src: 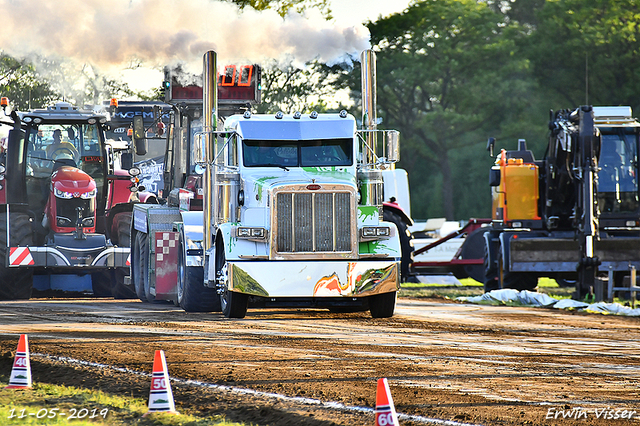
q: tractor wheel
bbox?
[112,212,136,299]
[483,242,499,293]
[460,227,489,283]
[177,232,220,312]
[369,291,397,318]
[132,231,150,302]
[383,210,414,283]
[0,212,34,300]
[217,243,248,318]
[498,249,537,291]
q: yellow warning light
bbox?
[0,97,8,107]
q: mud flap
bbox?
[155,231,179,299]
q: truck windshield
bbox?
[597,128,639,214]
[243,138,352,168]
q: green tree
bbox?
[0,54,57,110]
[229,0,330,18]
[521,0,640,111]
[365,0,535,220]
[257,60,346,114]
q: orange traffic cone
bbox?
[6,334,32,389]
[375,378,399,426]
[144,350,179,416]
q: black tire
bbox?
[115,212,132,247]
[383,210,414,283]
[498,249,537,291]
[460,227,489,283]
[0,212,34,300]
[217,242,248,318]
[112,212,136,299]
[177,232,221,312]
[483,240,499,292]
[132,231,150,302]
[91,270,113,297]
[369,291,396,318]
[556,278,576,288]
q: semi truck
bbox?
[483,106,640,299]
[130,50,403,318]
[0,101,143,299]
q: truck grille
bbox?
[276,191,352,253]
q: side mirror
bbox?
[489,167,501,186]
[121,152,133,170]
[132,116,147,156]
[193,133,206,165]
[486,137,495,157]
[386,130,400,162]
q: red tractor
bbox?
[0,101,140,299]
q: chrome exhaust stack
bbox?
[203,50,218,251]
[360,49,377,165]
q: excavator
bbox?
[484,106,640,299]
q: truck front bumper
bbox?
[226,259,399,298]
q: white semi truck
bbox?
[130,50,403,318]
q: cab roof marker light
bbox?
[293,111,301,119]
[310,111,318,119]
[275,111,284,119]
[243,110,252,119]
[339,110,348,118]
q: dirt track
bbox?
[1,296,639,425]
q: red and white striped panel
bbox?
[9,247,35,266]
[126,254,131,266]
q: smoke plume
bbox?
[0,0,370,71]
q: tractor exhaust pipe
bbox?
[203,50,218,251]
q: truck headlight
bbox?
[54,187,73,199]
[360,226,391,241]
[236,227,268,240]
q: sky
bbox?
[0,0,412,94]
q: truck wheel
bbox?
[177,233,221,312]
[112,212,136,299]
[483,243,499,292]
[133,232,150,302]
[217,243,248,318]
[383,210,414,283]
[91,271,113,297]
[460,227,489,283]
[498,249,537,291]
[0,212,34,300]
[369,291,396,318]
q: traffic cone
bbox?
[6,334,32,389]
[375,378,399,426]
[144,350,179,416]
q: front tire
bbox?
[0,212,34,300]
[369,291,396,318]
[177,232,220,312]
[112,212,136,299]
[216,241,248,318]
[132,231,150,302]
